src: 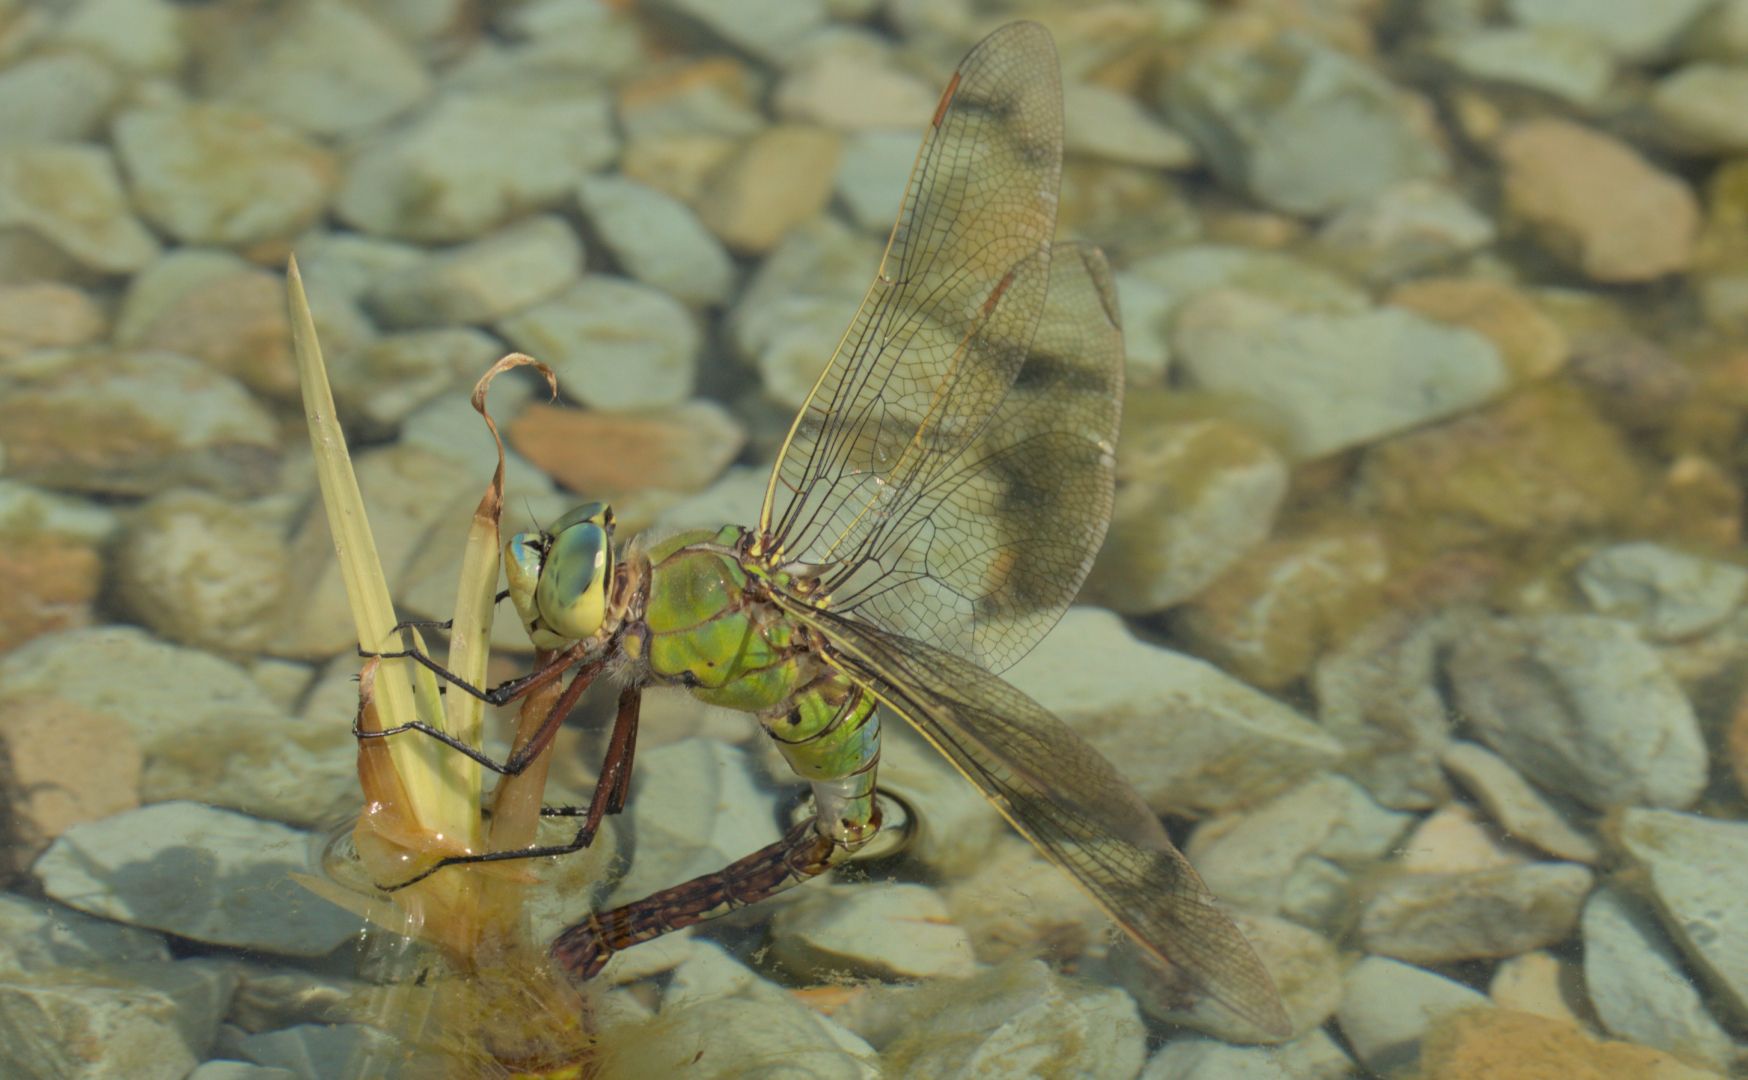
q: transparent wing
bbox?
[776,597,1291,1039]
[758,22,1123,672]
[816,244,1123,672]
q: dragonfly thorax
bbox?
[506,501,616,651]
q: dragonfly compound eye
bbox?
[534,516,613,642]
[503,529,555,647]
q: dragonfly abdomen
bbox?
[768,676,881,846]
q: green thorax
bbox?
[641,526,807,713]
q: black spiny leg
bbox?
[379,592,509,636]
[352,650,605,780]
[381,684,644,891]
[359,597,575,711]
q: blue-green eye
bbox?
[536,521,609,641]
[503,503,617,648]
[504,529,553,647]
[550,501,611,535]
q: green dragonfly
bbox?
[368,20,1287,1039]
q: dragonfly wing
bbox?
[820,243,1123,672]
[758,24,1061,643]
[759,21,1123,672]
[776,597,1291,1039]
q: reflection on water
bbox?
[1,0,1747,1077]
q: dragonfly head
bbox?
[505,501,615,650]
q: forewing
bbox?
[759,22,1064,619]
[777,597,1291,1039]
[817,244,1123,672]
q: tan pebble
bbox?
[696,126,842,255]
[0,697,142,873]
[1497,118,1698,283]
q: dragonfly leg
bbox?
[358,630,585,707]
[549,811,873,981]
[379,682,642,891]
[354,651,604,781]
[383,590,513,635]
[550,679,883,978]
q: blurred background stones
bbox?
[0,0,1746,1075]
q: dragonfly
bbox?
[366,20,1288,1039]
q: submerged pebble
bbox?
[327,327,502,433]
[1430,25,1616,108]
[113,103,338,249]
[618,993,880,1078]
[0,626,350,826]
[1507,0,1715,61]
[1003,608,1344,815]
[0,967,207,1080]
[0,689,142,874]
[1063,82,1198,170]
[1186,772,1411,924]
[1355,383,1648,551]
[729,217,881,405]
[695,124,843,254]
[1439,741,1600,863]
[112,491,290,654]
[0,281,105,358]
[576,174,737,306]
[0,143,160,274]
[1496,117,1698,283]
[199,0,431,138]
[1314,611,1465,810]
[509,399,742,498]
[216,1023,398,1080]
[1141,1031,1353,1080]
[1617,808,1748,1025]
[771,882,976,981]
[1419,1009,1728,1080]
[1582,886,1744,1071]
[1336,956,1492,1074]
[33,801,357,956]
[942,837,1107,966]
[499,276,699,410]
[1447,614,1708,810]
[648,0,828,67]
[1386,276,1569,383]
[1489,951,1587,1028]
[1653,64,1748,155]
[833,130,917,232]
[1083,409,1287,615]
[835,960,1147,1080]
[336,89,617,242]
[0,51,120,145]
[0,349,279,498]
[773,41,938,131]
[1396,802,1527,874]
[1173,293,1506,461]
[117,257,302,403]
[0,507,104,655]
[0,892,168,974]
[1357,861,1593,963]
[1169,526,1391,689]
[1162,33,1446,216]
[366,214,583,329]
[1574,541,1748,641]
[1315,180,1497,284]
[1119,912,1342,1043]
